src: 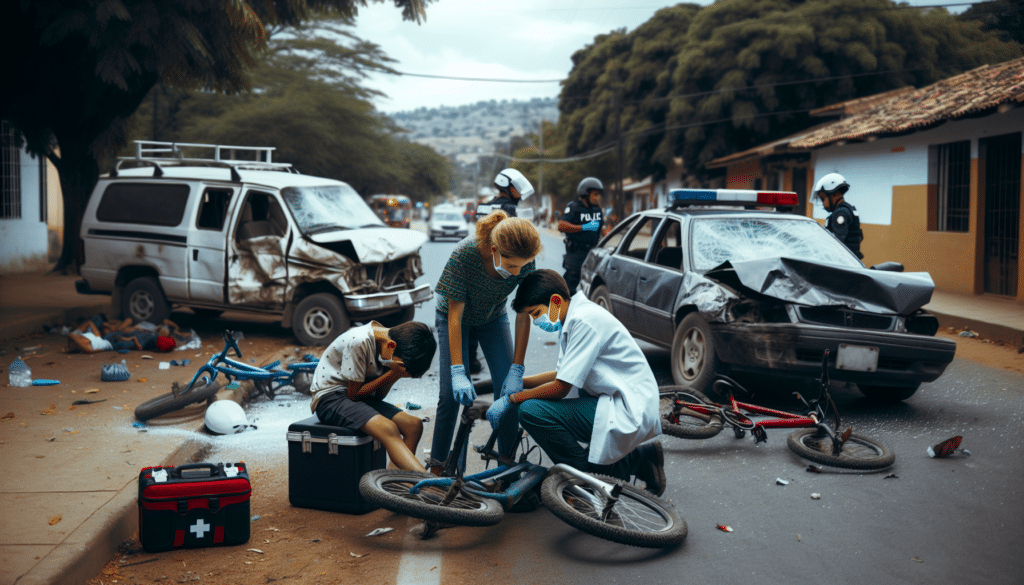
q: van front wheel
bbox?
[293,293,349,346]
[121,277,170,324]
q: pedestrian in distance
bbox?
[490,269,666,495]
[309,321,437,472]
[430,208,543,475]
[559,177,605,295]
[814,172,864,259]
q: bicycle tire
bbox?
[358,470,504,527]
[659,386,724,440]
[786,429,895,470]
[134,381,222,421]
[541,472,687,548]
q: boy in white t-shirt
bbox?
[488,269,665,495]
[310,321,436,472]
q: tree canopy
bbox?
[557,0,1023,187]
[0,0,431,271]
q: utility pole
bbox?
[613,88,625,224]
[538,121,544,202]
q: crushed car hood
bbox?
[704,257,935,315]
[309,228,427,263]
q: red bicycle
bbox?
[659,351,895,470]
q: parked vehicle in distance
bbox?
[369,194,413,229]
[76,141,432,346]
[580,188,956,402]
[428,206,470,241]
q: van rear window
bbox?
[97,183,190,226]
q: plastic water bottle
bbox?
[8,357,32,387]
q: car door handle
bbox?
[193,249,199,261]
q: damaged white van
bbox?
[76,141,432,345]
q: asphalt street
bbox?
[401,229,1024,584]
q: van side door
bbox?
[188,186,236,303]
[226,189,291,309]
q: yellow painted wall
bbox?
[725,160,759,189]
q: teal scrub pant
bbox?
[518,396,645,481]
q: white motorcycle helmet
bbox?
[494,168,535,201]
[204,400,253,435]
[814,173,850,197]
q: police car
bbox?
[579,189,956,401]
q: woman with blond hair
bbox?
[429,208,543,474]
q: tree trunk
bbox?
[51,141,99,275]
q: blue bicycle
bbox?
[134,331,319,420]
[359,394,688,548]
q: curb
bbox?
[930,311,1024,348]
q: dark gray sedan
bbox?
[580,189,956,401]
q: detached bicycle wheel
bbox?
[787,429,895,470]
[541,472,687,548]
[134,381,222,421]
[659,386,724,440]
[359,470,504,527]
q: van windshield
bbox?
[282,185,385,235]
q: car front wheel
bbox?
[670,312,721,394]
[121,276,170,324]
[293,293,350,346]
[590,285,614,318]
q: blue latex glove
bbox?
[487,396,512,431]
[581,220,600,232]
[500,364,525,399]
[450,364,476,406]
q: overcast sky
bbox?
[354,0,974,114]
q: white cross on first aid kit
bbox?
[190,518,211,539]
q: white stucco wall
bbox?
[810,107,1024,225]
[0,144,50,272]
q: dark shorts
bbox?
[314,389,402,430]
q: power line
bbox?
[489,146,616,163]
[395,71,563,83]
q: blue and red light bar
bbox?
[670,189,799,208]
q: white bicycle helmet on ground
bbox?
[494,168,535,200]
[205,400,254,435]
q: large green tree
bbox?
[558,0,1022,203]
[1,0,429,272]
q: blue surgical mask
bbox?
[533,313,562,333]
[493,251,513,279]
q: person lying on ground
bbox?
[487,269,666,495]
[310,321,437,472]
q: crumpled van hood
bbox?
[309,228,427,263]
[704,257,935,315]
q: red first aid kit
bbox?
[138,462,251,553]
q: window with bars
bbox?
[1,120,21,220]
[931,140,971,232]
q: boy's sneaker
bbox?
[634,441,666,496]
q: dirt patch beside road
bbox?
[936,329,1024,375]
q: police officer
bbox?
[814,172,864,259]
[485,168,534,218]
[559,177,604,295]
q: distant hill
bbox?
[389,97,559,165]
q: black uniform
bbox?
[561,198,603,295]
[486,195,519,217]
[826,200,864,259]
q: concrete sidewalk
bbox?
[0,270,1022,585]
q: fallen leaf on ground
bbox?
[84,389,100,394]
[350,552,368,558]
[48,515,62,525]
[137,378,148,383]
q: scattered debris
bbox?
[928,436,963,458]
[350,552,368,558]
[159,362,171,370]
[247,548,264,554]
[32,379,60,386]
[716,524,733,532]
[811,493,821,500]
[406,402,422,410]
[138,377,148,383]
[141,355,154,360]
[72,398,107,405]
[776,478,789,486]
[806,465,821,473]
[365,527,393,537]
[883,473,899,479]
[958,330,977,338]
[251,515,261,521]
[912,557,924,563]
[84,389,100,394]
[1,413,14,421]
[797,534,801,541]
[48,515,62,525]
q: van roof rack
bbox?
[112,140,297,180]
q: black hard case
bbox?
[287,415,386,514]
[137,462,251,553]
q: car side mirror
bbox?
[870,261,904,272]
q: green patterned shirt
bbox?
[435,237,536,326]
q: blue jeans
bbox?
[431,310,519,473]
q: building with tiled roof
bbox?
[707,58,1024,302]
